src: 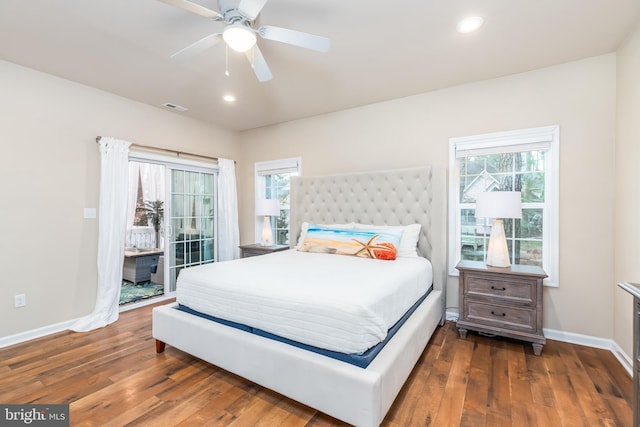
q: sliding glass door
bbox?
[166,168,217,292]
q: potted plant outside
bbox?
[139,200,164,249]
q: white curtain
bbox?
[217,158,240,261]
[139,162,165,248]
[71,137,131,332]
[125,162,140,246]
[139,162,165,203]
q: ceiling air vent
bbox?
[162,102,188,112]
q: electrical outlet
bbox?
[14,294,26,308]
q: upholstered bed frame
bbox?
[153,166,447,426]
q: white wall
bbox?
[614,24,640,358]
[0,60,239,337]
[0,47,627,352]
[238,54,617,339]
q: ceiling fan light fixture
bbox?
[456,16,484,34]
[223,24,257,52]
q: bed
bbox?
[152,166,447,427]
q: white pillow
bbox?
[353,223,421,258]
[295,222,354,250]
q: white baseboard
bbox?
[610,341,634,376]
[445,310,459,322]
[0,295,176,349]
[0,318,80,349]
[543,328,633,376]
[542,327,612,349]
[2,308,635,377]
[445,311,633,376]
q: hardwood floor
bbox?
[0,301,632,426]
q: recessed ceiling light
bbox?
[457,16,484,34]
[223,95,236,103]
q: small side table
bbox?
[122,248,164,285]
[456,260,547,355]
[239,243,289,258]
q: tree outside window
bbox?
[449,126,559,286]
[264,173,295,245]
[255,158,301,246]
[458,151,545,267]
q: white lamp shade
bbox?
[256,198,280,217]
[475,191,522,219]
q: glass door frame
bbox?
[128,150,218,298]
[165,166,218,293]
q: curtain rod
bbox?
[95,136,221,163]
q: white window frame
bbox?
[254,157,302,245]
[448,125,559,287]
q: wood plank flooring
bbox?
[0,300,632,426]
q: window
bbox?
[449,126,559,286]
[255,158,301,245]
[132,168,147,226]
[126,161,166,249]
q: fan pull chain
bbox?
[225,45,230,77]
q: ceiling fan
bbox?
[158,0,330,82]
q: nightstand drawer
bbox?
[465,301,536,332]
[465,274,535,305]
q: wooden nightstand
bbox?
[239,243,289,258]
[456,260,547,355]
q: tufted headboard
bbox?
[289,166,447,294]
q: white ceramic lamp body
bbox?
[260,216,273,246]
[485,219,510,267]
[256,199,280,247]
[475,191,522,268]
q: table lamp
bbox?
[256,198,280,246]
[475,191,522,267]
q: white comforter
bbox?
[176,250,433,354]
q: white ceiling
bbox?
[1,0,638,131]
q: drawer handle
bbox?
[491,311,506,317]
[490,285,506,291]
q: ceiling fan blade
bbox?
[171,33,223,61]
[245,45,272,82]
[258,25,330,52]
[156,0,223,20]
[238,0,269,21]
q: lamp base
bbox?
[260,215,273,246]
[486,219,511,268]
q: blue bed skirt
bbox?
[177,285,432,369]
